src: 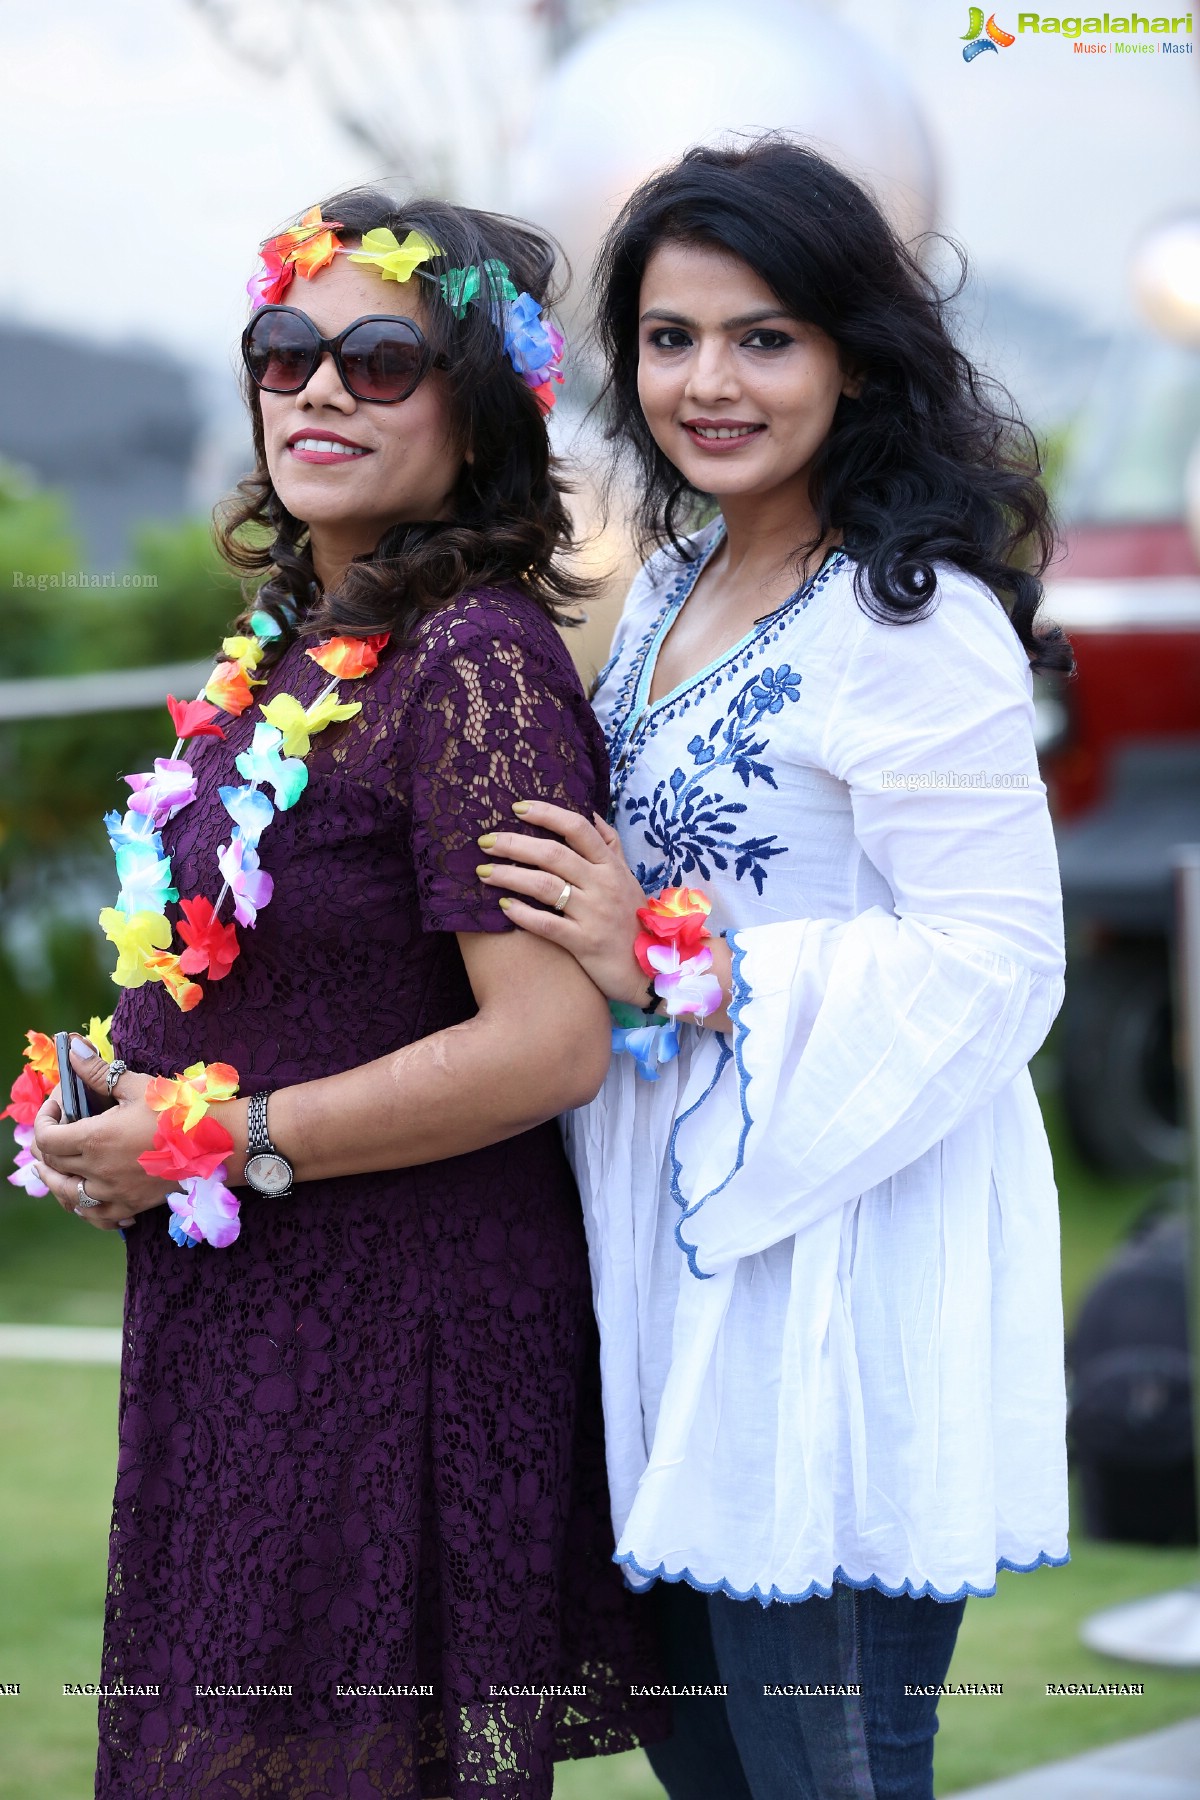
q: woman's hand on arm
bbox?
[476,800,736,1030]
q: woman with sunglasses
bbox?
[475,139,1073,1799]
[29,192,665,1799]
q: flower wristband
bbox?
[613,886,723,1081]
[138,1060,243,1249]
[634,886,724,1021]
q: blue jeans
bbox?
[643,1579,967,1800]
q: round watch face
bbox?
[244,1151,293,1197]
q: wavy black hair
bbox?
[593,138,1072,674]
[217,188,588,660]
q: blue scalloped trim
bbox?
[669,931,755,1279]
[615,1547,1071,1608]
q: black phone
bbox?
[54,1031,92,1123]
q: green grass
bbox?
[0,1365,118,1800]
[0,1190,125,1327]
[0,1085,1197,1796]
[936,1531,1200,1792]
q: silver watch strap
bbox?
[247,1089,272,1156]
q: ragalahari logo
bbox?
[962,8,1017,56]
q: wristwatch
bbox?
[243,1090,295,1198]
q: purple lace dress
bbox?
[97,588,666,1799]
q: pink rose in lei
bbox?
[644,941,723,1020]
[167,1170,241,1249]
[217,833,274,928]
[124,758,198,828]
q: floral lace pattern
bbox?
[96,590,666,1798]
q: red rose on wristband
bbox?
[2,1064,52,1127]
[634,886,712,974]
[138,1114,235,1182]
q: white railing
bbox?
[0,662,212,723]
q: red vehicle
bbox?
[1040,512,1200,1174]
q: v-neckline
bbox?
[634,528,841,726]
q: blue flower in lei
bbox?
[503,292,560,384]
[113,838,179,915]
[624,664,802,896]
[218,783,275,846]
[104,809,164,859]
[609,1009,681,1081]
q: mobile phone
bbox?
[54,1031,92,1124]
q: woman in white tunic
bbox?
[477,138,1073,1799]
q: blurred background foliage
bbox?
[0,463,244,1071]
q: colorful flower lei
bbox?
[93,618,388,1007]
[246,209,566,414]
[3,1028,107,1195]
[142,1061,242,1248]
[610,887,725,1080]
[2,1032,241,1245]
[5,618,391,1245]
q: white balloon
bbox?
[513,0,937,319]
[1132,215,1200,347]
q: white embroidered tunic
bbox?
[564,522,1070,1604]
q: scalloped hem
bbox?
[614,1547,1071,1607]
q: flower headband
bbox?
[247,207,565,413]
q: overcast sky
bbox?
[1,0,1197,380]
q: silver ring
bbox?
[552,882,573,915]
[75,1179,101,1211]
[105,1059,128,1099]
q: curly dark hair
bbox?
[593,138,1072,674]
[216,188,590,661]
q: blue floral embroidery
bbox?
[624,664,802,895]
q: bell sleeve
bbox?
[671,570,1066,1279]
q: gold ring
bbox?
[553,882,573,914]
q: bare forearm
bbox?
[211,1008,603,1186]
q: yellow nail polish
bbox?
[476,863,494,878]
[512,801,530,816]
[498,896,513,910]
[478,833,496,849]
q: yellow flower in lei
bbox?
[87,1015,115,1063]
[221,635,265,672]
[145,1060,240,1132]
[98,909,173,988]
[22,1031,59,1083]
[346,228,442,285]
[205,660,261,717]
[260,691,363,758]
[144,952,203,1013]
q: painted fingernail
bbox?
[476,863,494,878]
[477,834,496,850]
[511,801,530,816]
[498,897,513,911]
[71,1040,97,1062]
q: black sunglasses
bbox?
[242,305,449,404]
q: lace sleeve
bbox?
[405,603,608,933]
